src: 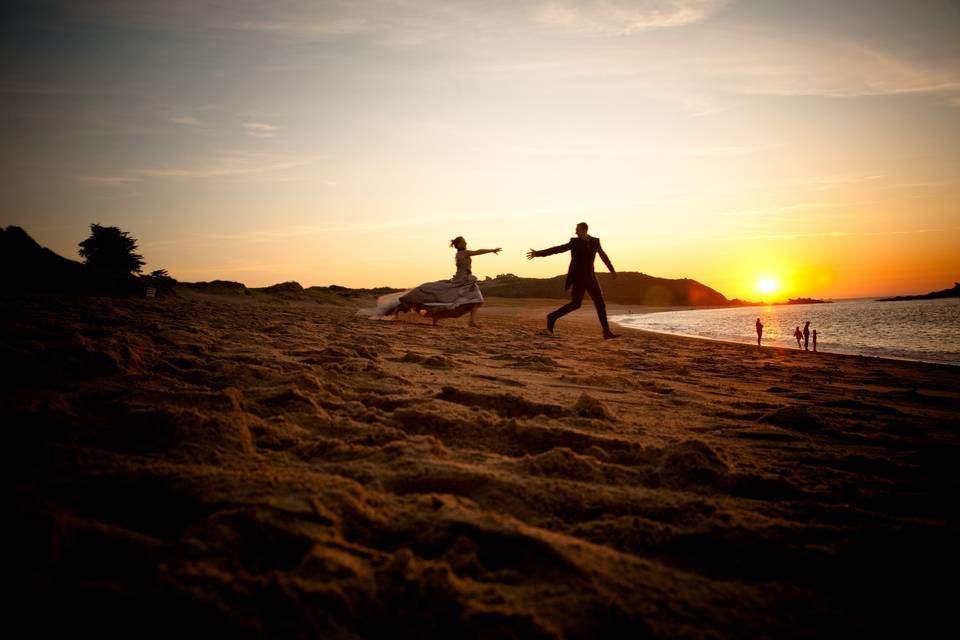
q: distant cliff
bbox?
[478,272,730,306]
[877,282,960,302]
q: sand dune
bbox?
[8,291,959,637]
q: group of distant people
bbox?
[755,318,818,352]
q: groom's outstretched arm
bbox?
[527,241,571,259]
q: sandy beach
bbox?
[8,291,960,638]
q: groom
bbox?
[527,222,620,339]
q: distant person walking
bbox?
[527,222,619,339]
[794,326,803,349]
[755,317,764,346]
[812,329,818,352]
[803,321,811,351]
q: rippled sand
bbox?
[8,291,960,638]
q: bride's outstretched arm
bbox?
[465,248,501,256]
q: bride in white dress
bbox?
[368,236,501,326]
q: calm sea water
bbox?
[611,298,960,365]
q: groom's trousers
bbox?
[547,275,611,334]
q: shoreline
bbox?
[611,319,960,368]
[608,300,960,367]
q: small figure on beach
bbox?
[812,329,818,352]
[368,237,500,326]
[803,321,811,351]
[527,222,619,339]
[755,317,763,346]
[794,326,803,348]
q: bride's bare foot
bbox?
[469,322,481,328]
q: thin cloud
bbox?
[242,120,282,138]
[76,175,142,185]
[78,153,319,183]
[532,0,730,34]
[170,115,202,126]
[47,1,730,43]
[714,200,873,217]
[507,143,774,158]
[185,201,604,245]
[715,35,960,104]
[136,159,304,178]
[879,179,958,190]
[736,228,939,241]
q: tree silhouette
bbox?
[78,224,145,275]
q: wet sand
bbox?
[7,291,960,638]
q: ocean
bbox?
[611,297,960,366]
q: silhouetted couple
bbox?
[528,222,620,340]
[371,221,620,339]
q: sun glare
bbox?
[756,276,780,296]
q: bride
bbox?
[369,236,501,326]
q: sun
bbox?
[756,276,780,296]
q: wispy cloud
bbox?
[77,152,319,183]
[531,0,730,34]
[170,115,202,126]
[242,120,282,138]
[736,228,939,241]
[0,81,127,97]
[878,179,958,190]
[137,155,307,178]
[714,35,960,104]
[714,200,875,217]
[715,202,828,218]
[744,173,886,194]
[505,143,775,158]
[76,175,142,185]
[48,1,730,43]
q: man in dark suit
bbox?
[527,222,620,339]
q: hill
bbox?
[479,272,730,306]
[0,225,140,296]
[175,280,404,305]
[3,226,731,306]
[878,282,959,302]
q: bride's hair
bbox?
[449,236,466,249]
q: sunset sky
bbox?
[2,0,958,299]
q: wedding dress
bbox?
[365,250,483,319]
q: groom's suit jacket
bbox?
[535,236,615,291]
